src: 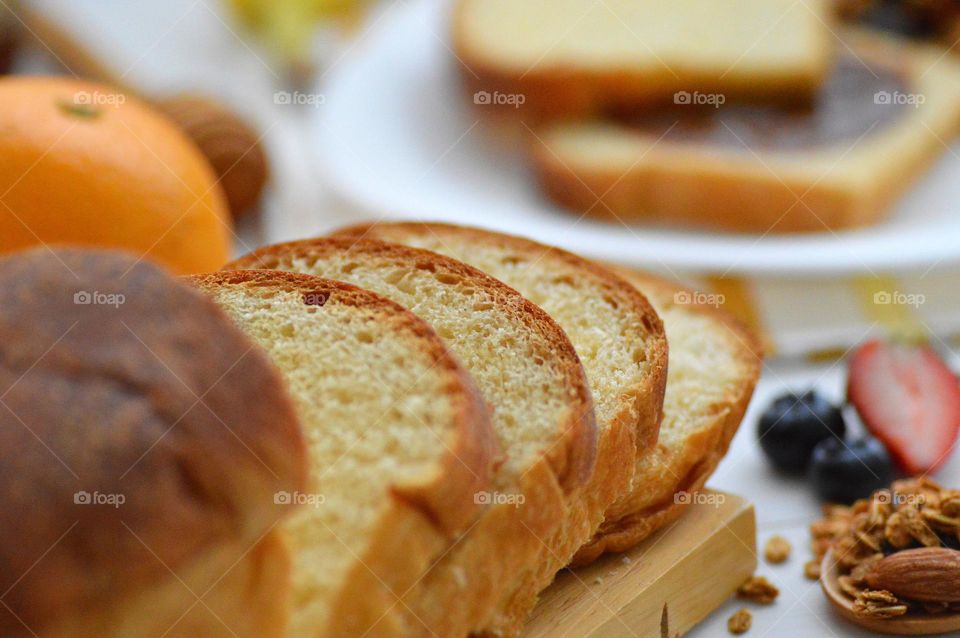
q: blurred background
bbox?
[1,2,959,634]
[3,0,957,361]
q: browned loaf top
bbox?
[0,248,306,637]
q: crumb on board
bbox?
[764,535,791,564]
[728,608,752,634]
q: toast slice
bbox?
[455,0,833,121]
[572,270,762,564]
[189,270,497,637]
[332,222,668,636]
[226,239,597,637]
[532,30,960,233]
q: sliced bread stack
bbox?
[574,267,763,563]
[206,225,760,636]
[336,221,761,622]
[189,270,497,637]
[225,239,598,637]
[332,222,668,636]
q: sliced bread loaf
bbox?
[226,239,597,637]
[0,248,307,638]
[531,30,960,232]
[189,270,497,637]
[573,270,762,564]
[332,222,668,636]
[455,0,833,121]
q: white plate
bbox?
[313,0,960,276]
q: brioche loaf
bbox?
[190,270,496,637]
[0,248,307,638]
[573,270,762,564]
[455,0,833,122]
[332,222,668,636]
[227,238,597,637]
[532,30,960,233]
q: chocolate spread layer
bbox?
[614,57,911,151]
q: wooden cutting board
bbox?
[524,492,756,637]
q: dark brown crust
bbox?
[332,222,669,637]
[571,270,763,565]
[228,237,597,495]
[188,269,497,536]
[451,0,828,125]
[0,248,306,637]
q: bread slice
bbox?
[189,270,497,638]
[226,239,597,637]
[455,0,833,122]
[332,222,668,636]
[532,29,960,233]
[572,270,762,565]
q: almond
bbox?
[865,547,960,603]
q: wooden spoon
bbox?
[821,549,960,635]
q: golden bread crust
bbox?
[190,269,497,536]
[191,269,499,637]
[332,222,668,637]
[229,238,597,494]
[572,270,762,565]
[227,238,597,637]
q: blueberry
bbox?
[810,437,894,504]
[757,390,846,474]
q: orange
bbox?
[0,76,232,275]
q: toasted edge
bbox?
[332,222,670,636]
[571,269,762,565]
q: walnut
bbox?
[803,559,822,580]
[156,96,269,219]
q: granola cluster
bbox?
[736,576,779,605]
[763,535,791,564]
[727,608,752,635]
[809,477,960,618]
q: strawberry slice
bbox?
[848,339,960,475]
